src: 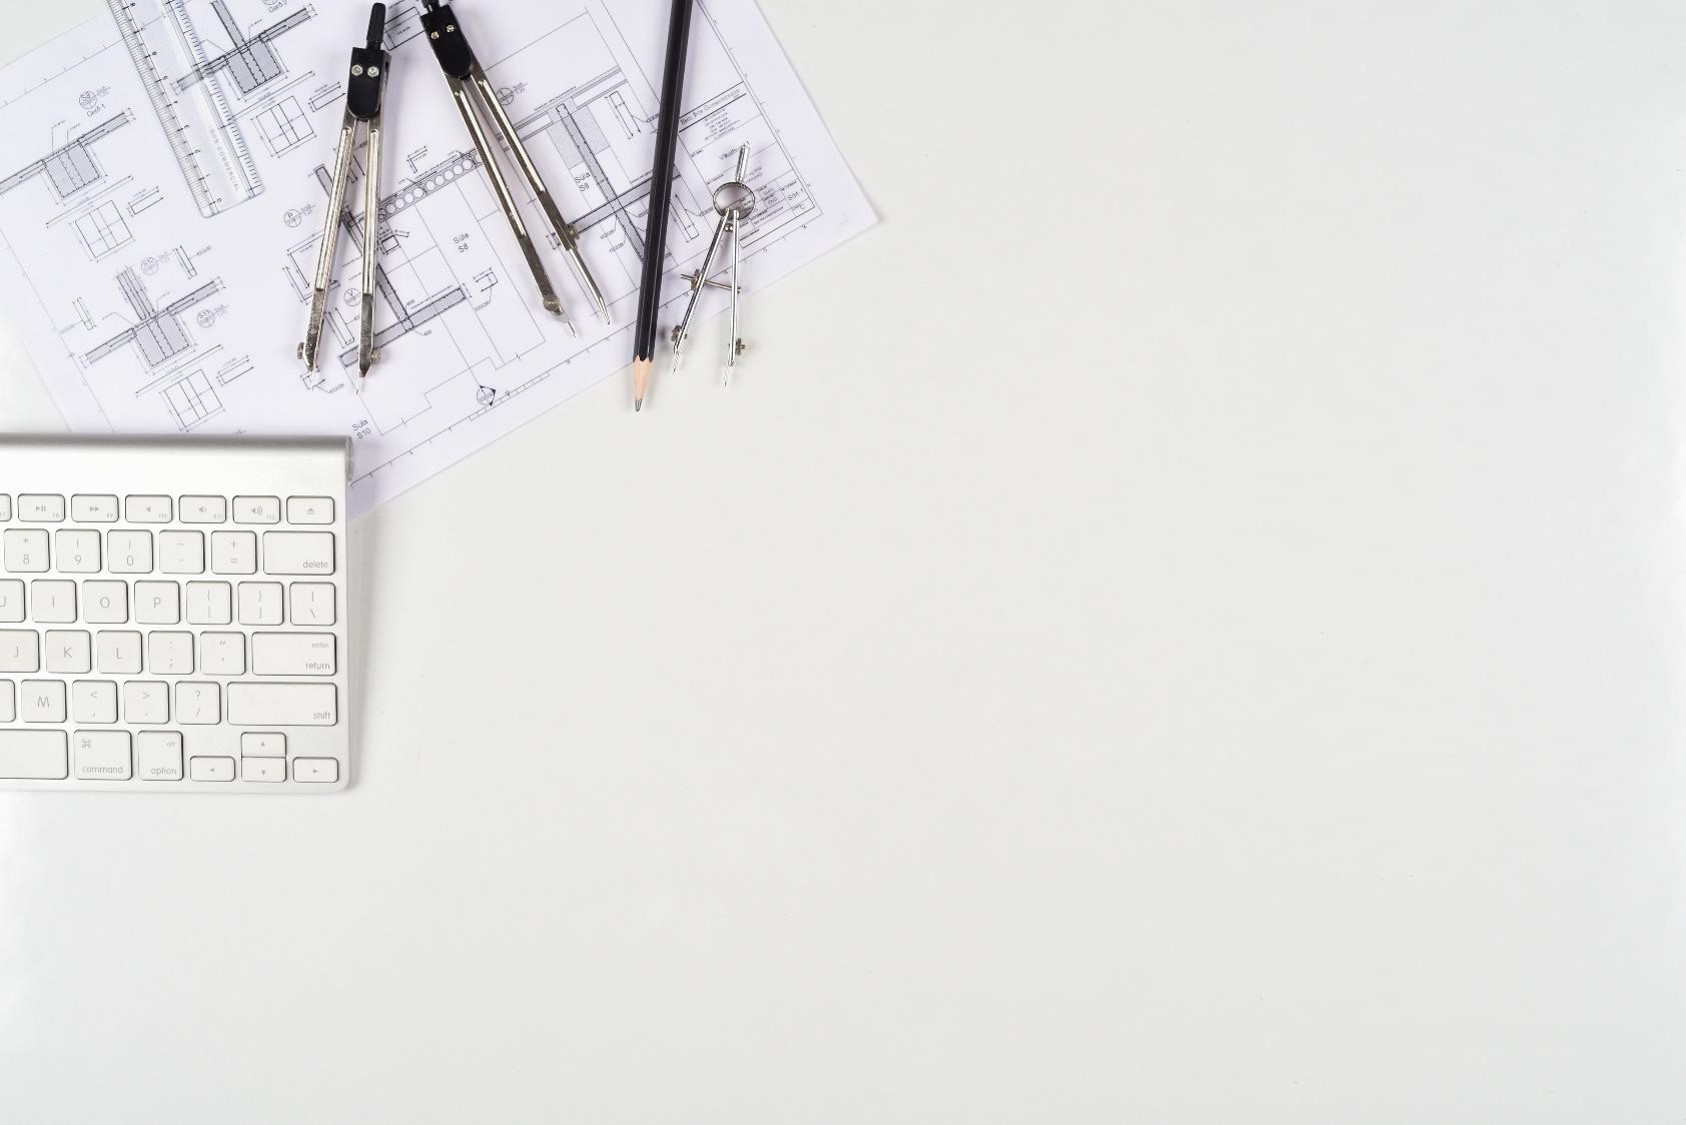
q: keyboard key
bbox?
[180,496,227,524]
[0,496,9,522]
[55,529,100,573]
[238,582,283,625]
[123,681,168,724]
[135,581,181,625]
[136,732,183,781]
[45,630,91,674]
[227,683,337,726]
[31,580,75,623]
[18,495,65,523]
[4,529,48,572]
[83,580,128,624]
[0,580,22,623]
[287,497,335,525]
[70,495,119,523]
[241,732,285,757]
[189,756,234,782]
[234,496,282,524]
[148,632,193,675]
[159,531,205,575]
[212,531,257,575]
[199,632,246,676]
[0,731,67,779]
[262,532,334,575]
[0,682,12,722]
[244,757,286,782]
[186,582,232,625]
[73,731,131,780]
[175,682,220,725]
[97,631,142,675]
[252,632,335,676]
[0,631,40,672]
[290,582,336,626]
[108,530,153,574]
[293,757,340,783]
[125,496,171,523]
[72,681,117,724]
[20,680,65,723]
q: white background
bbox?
[3,0,1685,1120]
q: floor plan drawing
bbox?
[107,0,318,215]
[0,113,134,201]
[73,202,136,260]
[159,369,224,429]
[84,267,224,368]
[255,96,315,157]
[176,1,313,96]
[0,0,875,512]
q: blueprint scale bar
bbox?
[108,0,264,217]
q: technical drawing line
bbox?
[0,114,133,199]
[177,4,314,95]
[108,0,262,217]
[84,269,222,367]
[338,287,467,370]
[310,157,472,371]
[377,149,484,223]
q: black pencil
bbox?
[631,0,695,412]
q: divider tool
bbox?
[421,0,609,333]
[299,4,390,380]
[670,145,757,384]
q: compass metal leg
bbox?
[299,111,358,374]
[468,64,610,325]
[359,111,384,377]
[445,75,572,333]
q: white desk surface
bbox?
[4,1,1685,1120]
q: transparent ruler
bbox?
[108,0,264,217]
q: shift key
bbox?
[263,532,335,575]
[227,683,337,726]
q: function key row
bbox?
[0,495,334,526]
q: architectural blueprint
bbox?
[0,0,874,513]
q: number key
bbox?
[55,529,100,574]
[4,529,48,572]
[108,530,153,574]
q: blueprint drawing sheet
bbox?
[0,0,875,514]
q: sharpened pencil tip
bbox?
[635,398,643,412]
[632,357,652,413]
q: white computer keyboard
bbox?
[0,436,351,793]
